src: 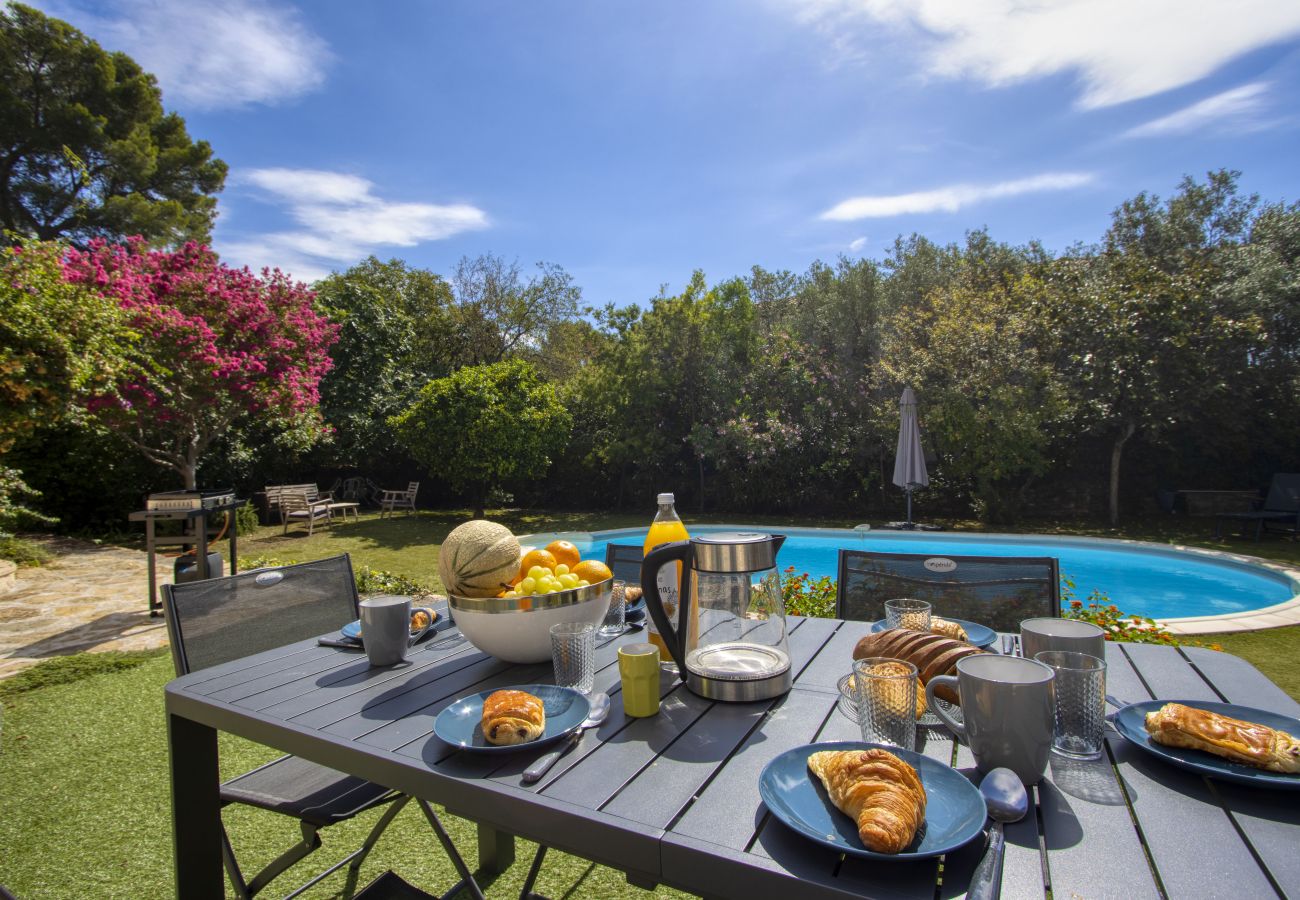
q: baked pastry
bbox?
[929,617,968,642]
[481,690,546,746]
[852,629,988,704]
[807,748,927,853]
[1144,702,1300,773]
[857,659,927,718]
[623,585,643,604]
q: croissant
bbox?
[807,748,927,853]
[1144,702,1300,773]
[929,617,968,642]
[481,690,545,746]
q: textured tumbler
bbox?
[853,657,918,750]
[1036,650,1106,759]
[884,598,931,632]
[550,622,596,694]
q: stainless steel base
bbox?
[684,665,792,702]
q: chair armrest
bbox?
[319,491,334,502]
[379,490,401,501]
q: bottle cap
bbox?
[657,492,675,505]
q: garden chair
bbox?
[161,555,483,900]
[836,549,1061,633]
[604,543,645,585]
[279,487,332,535]
[380,481,419,518]
[1214,473,1300,541]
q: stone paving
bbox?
[0,536,171,680]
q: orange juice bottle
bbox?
[644,492,690,666]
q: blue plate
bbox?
[1113,699,1300,790]
[759,741,986,859]
[870,617,997,649]
[433,685,591,754]
[340,610,437,641]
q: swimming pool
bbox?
[523,526,1299,621]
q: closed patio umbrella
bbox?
[892,387,929,528]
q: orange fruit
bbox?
[572,560,612,584]
[518,548,557,578]
[545,540,581,569]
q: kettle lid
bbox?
[691,531,781,573]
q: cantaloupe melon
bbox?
[440,520,521,598]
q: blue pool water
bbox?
[538,526,1298,621]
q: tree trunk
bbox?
[473,486,486,520]
[698,456,706,514]
[1108,421,1137,526]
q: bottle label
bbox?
[649,566,679,638]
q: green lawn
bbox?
[2,508,1298,897]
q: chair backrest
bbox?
[604,543,645,586]
[280,488,322,515]
[266,483,321,507]
[162,555,360,676]
[836,550,1060,632]
[406,482,420,498]
[1263,474,1300,513]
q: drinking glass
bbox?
[599,580,627,637]
[853,657,918,751]
[550,623,596,694]
[884,598,931,632]
[1035,650,1106,759]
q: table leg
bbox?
[169,712,223,899]
[476,822,516,874]
[146,518,160,616]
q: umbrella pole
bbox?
[906,486,913,528]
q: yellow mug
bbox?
[618,642,661,717]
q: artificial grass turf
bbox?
[0,652,689,899]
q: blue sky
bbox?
[31,0,1300,306]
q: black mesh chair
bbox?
[162,555,483,900]
[835,550,1061,632]
[604,543,644,585]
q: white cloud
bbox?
[33,0,330,110]
[1122,82,1272,139]
[848,237,868,252]
[821,172,1093,221]
[791,0,1300,108]
[219,168,490,283]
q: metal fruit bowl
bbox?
[448,577,613,664]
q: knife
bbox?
[522,692,611,784]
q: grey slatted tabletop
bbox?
[165,614,1300,899]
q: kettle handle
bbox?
[640,540,693,676]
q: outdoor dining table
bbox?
[165,609,1300,899]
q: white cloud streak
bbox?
[1122,82,1272,139]
[848,236,868,252]
[33,0,330,110]
[791,0,1300,108]
[219,168,490,283]
[820,172,1094,221]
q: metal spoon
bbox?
[522,692,611,784]
[968,767,1029,900]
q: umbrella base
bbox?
[879,521,944,531]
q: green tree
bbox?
[313,257,459,469]
[1057,172,1261,524]
[882,266,1074,522]
[0,238,136,450]
[449,254,582,366]
[0,4,227,245]
[390,359,572,518]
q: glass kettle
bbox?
[640,532,791,702]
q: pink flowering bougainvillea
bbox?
[62,238,339,489]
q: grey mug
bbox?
[359,596,435,667]
[926,654,1056,785]
[1020,618,1106,660]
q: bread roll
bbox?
[852,629,988,703]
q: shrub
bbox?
[236,555,431,597]
[1060,574,1221,651]
[782,566,837,618]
